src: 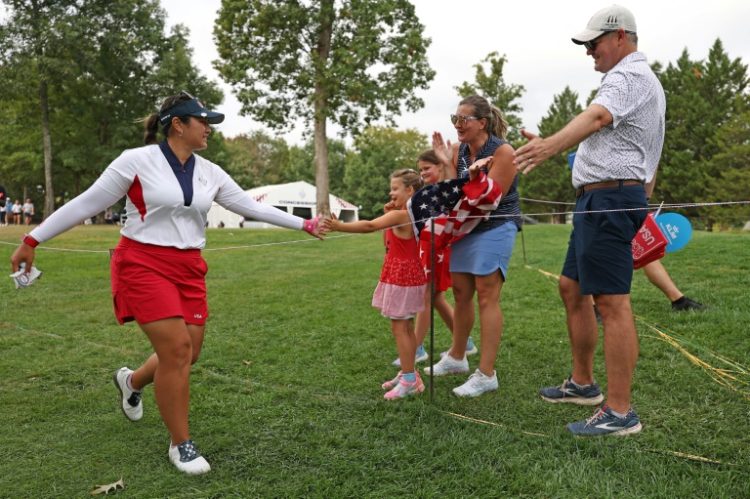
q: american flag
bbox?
[407,171,503,259]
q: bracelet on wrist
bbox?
[22,234,39,248]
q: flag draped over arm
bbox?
[407,171,503,273]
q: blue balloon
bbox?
[655,212,692,253]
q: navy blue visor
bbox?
[159,98,224,126]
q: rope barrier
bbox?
[0,199,747,254]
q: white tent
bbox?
[207,181,359,229]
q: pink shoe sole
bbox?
[383,378,425,400]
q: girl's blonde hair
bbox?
[390,168,424,191]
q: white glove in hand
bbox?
[10,262,42,289]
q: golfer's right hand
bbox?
[11,242,35,273]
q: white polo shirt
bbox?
[29,144,304,249]
[572,51,666,188]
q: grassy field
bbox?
[0,223,748,498]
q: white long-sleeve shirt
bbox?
[29,144,304,249]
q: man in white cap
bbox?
[514,5,666,436]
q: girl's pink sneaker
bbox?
[384,374,425,400]
[381,372,402,391]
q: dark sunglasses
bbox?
[583,30,617,51]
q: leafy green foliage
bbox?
[656,39,749,228]
[213,0,435,213]
[280,139,349,196]
[455,51,525,145]
[214,0,434,133]
[223,131,292,189]
[0,0,224,216]
[344,126,428,219]
[706,108,750,227]
[520,86,583,221]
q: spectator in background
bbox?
[23,198,35,225]
[0,196,6,227]
[12,199,22,225]
[4,199,12,226]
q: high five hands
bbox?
[513,129,551,175]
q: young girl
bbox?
[323,169,427,400]
[391,150,477,368]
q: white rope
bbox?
[1,199,747,254]
[0,233,354,254]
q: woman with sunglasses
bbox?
[10,91,324,474]
[426,95,521,397]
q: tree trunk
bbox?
[312,0,334,217]
[39,78,55,219]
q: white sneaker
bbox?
[168,440,211,475]
[452,369,498,397]
[391,345,429,367]
[439,337,478,358]
[423,354,469,376]
[113,367,142,421]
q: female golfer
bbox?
[11,91,324,474]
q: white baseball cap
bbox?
[572,4,637,44]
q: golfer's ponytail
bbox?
[143,113,160,145]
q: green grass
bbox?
[1,224,748,498]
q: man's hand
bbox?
[513,129,553,175]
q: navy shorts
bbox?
[561,184,647,295]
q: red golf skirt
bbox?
[110,237,209,326]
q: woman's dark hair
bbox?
[417,149,440,166]
[459,94,508,139]
[143,93,193,145]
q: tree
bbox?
[706,107,750,228]
[0,1,224,216]
[1,0,81,217]
[519,86,583,222]
[223,131,291,189]
[214,0,435,215]
[455,51,525,145]
[279,139,348,196]
[656,39,749,229]
[343,127,427,219]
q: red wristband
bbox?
[22,235,39,248]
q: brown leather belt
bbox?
[575,179,643,197]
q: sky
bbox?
[150,1,750,144]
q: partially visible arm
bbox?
[431,132,459,179]
[214,173,303,231]
[514,103,613,175]
[330,209,409,233]
[12,171,128,272]
[488,144,516,198]
[645,168,658,199]
[28,172,129,244]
